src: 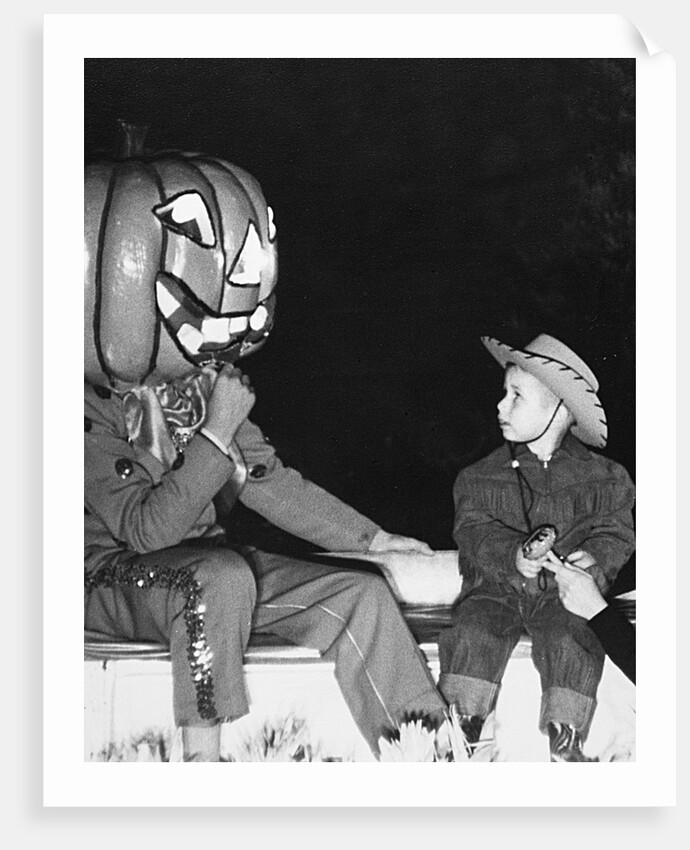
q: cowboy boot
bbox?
[458,714,485,747]
[547,721,598,763]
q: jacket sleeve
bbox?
[452,468,524,583]
[233,419,380,552]
[85,418,238,554]
[568,464,635,595]
[587,606,636,683]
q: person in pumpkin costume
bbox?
[84,134,446,761]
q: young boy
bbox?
[437,334,635,761]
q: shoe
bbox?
[547,721,598,762]
[458,714,485,747]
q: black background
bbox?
[85,58,635,554]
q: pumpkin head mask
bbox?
[84,137,278,388]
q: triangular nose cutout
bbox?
[227,223,263,286]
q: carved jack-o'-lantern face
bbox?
[84,149,278,387]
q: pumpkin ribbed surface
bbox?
[85,152,277,387]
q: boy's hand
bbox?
[368,529,434,556]
[515,547,547,578]
[543,552,607,619]
[204,365,256,449]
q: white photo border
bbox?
[44,13,675,807]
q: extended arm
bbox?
[234,419,382,552]
[588,606,636,684]
[544,554,635,683]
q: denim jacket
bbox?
[452,434,635,598]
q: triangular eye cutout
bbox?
[267,206,277,242]
[153,192,216,248]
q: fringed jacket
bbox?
[452,434,635,599]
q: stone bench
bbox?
[84,551,635,762]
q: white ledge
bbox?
[323,549,463,607]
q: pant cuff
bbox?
[539,687,596,737]
[437,673,499,718]
[394,686,448,720]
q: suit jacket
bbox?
[84,381,379,573]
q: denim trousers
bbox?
[437,584,605,736]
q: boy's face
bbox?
[497,365,562,443]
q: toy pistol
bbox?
[521,524,567,562]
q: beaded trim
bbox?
[85,561,217,720]
[171,428,194,453]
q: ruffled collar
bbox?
[122,367,217,470]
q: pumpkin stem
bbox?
[117,119,149,158]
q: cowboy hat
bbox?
[481,334,607,448]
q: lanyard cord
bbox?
[525,399,563,448]
[508,399,563,531]
[512,453,548,591]
[509,440,534,534]
[509,400,563,591]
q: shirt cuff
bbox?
[199,427,229,456]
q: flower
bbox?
[378,719,436,762]
[223,715,327,762]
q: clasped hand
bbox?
[516,545,596,579]
[515,546,547,578]
[204,365,256,450]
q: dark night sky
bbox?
[84,58,635,552]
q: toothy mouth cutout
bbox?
[156,272,270,361]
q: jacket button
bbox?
[249,463,267,480]
[115,458,134,479]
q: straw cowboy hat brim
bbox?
[481,334,608,448]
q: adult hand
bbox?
[368,529,434,556]
[204,365,256,449]
[564,549,596,570]
[543,551,607,620]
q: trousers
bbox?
[84,541,445,755]
[437,586,605,736]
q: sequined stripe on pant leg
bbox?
[259,602,396,726]
[85,563,217,721]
